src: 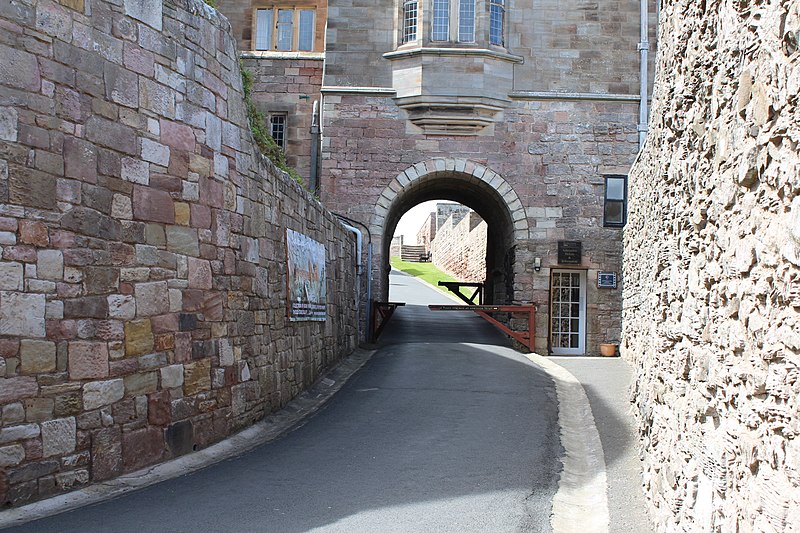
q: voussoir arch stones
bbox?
[369,158,529,241]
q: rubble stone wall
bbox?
[623,0,800,530]
[431,213,487,284]
[0,0,357,507]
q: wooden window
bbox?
[603,175,627,227]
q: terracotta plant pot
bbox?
[600,343,618,357]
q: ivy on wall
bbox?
[240,66,304,186]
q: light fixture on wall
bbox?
[534,257,542,272]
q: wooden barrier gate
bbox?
[428,304,536,352]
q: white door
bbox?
[550,270,587,355]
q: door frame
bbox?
[548,269,587,355]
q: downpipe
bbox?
[638,0,650,148]
[309,100,320,195]
[340,222,365,343]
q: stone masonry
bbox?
[0,0,357,507]
[431,211,487,284]
[624,0,800,530]
[240,53,324,185]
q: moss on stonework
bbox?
[240,63,305,188]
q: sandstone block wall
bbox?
[624,0,800,530]
[431,212,487,284]
[0,0,356,507]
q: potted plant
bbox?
[599,343,619,357]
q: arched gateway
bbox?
[369,158,530,308]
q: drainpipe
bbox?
[340,222,365,342]
[638,0,650,148]
[309,100,321,195]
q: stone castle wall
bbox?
[623,0,800,529]
[431,212,487,284]
[0,0,357,507]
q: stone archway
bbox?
[370,158,528,242]
[369,158,530,305]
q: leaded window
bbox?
[298,10,315,51]
[254,9,273,51]
[432,0,450,42]
[490,0,505,46]
[458,0,475,42]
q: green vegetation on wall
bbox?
[240,64,305,187]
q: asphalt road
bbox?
[9,270,562,532]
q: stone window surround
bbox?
[396,0,506,51]
[252,6,316,52]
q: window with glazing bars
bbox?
[490,0,505,45]
[432,0,450,41]
[402,0,418,43]
[269,114,287,149]
[458,0,475,42]
[603,175,627,227]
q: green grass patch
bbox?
[390,257,471,300]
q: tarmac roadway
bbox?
[5,270,649,532]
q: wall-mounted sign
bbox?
[598,271,618,289]
[286,228,327,321]
[558,241,582,265]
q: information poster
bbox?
[286,229,327,321]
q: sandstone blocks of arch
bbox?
[371,158,529,242]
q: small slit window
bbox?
[603,175,627,227]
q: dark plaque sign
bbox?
[598,271,618,289]
[557,241,582,264]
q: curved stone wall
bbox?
[0,0,357,506]
[624,1,800,529]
